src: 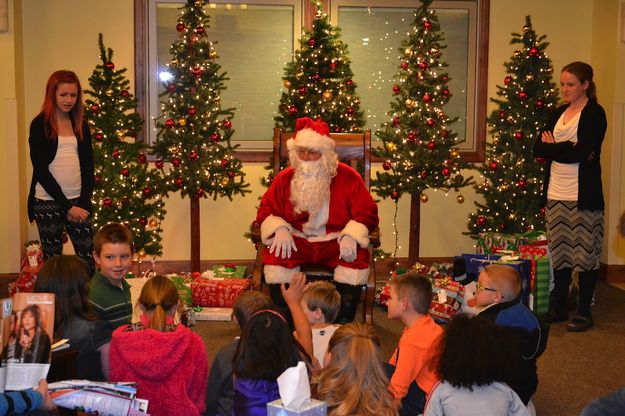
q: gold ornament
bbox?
[386,142,397,151]
[525,74,534,81]
[171,59,179,67]
[420,193,429,203]
[116,131,125,139]
[137,249,147,258]
[450,149,459,158]
[322,90,333,101]
[194,0,203,8]
[149,218,159,228]
[283,80,292,89]
[353,97,361,105]
[179,118,187,126]
[105,89,114,97]
[405,98,415,108]
[296,72,304,79]
[404,48,413,57]
[456,195,465,204]
[513,50,521,58]
[221,178,230,187]
[209,50,218,59]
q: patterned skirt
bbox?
[545,200,604,272]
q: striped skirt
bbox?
[545,200,604,272]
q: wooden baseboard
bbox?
[600,263,625,283]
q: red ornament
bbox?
[333,126,342,133]
[518,91,528,101]
[347,107,355,115]
[120,168,130,177]
[195,188,205,198]
[407,131,417,143]
[138,153,147,164]
[221,159,229,168]
[103,198,113,208]
[393,84,401,94]
[529,47,539,57]
[155,160,165,170]
[392,116,401,126]
[139,217,148,226]
[423,20,432,30]
[95,175,100,185]
[504,76,512,85]
[442,75,449,82]
[288,106,298,115]
[176,22,185,32]
[192,66,203,77]
[330,61,338,71]
[442,89,450,97]
[189,150,199,161]
[90,104,100,114]
[440,129,449,138]
[489,161,498,171]
[311,73,321,82]
[165,118,175,128]
[535,100,544,109]
[142,187,153,198]
[422,93,431,103]
[228,171,236,178]
[298,86,307,96]
[222,119,232,129]
[419,61,427,70]
[539,207,546,217]
[477,216,486,226]
[174,177,183,187]
[190,35,198,43]
[167,83,176,93]
[171,157,181,167]
[442,167,451,176]
[210,132,221,142]
[514,131,524,140]
[95,132,104,141]
[535,156,545,164]
[517,179,527,189]
[499,223,506,231]
[188,106,197,116]
[400,61,409,70]
[345,79,354,86]
[112,149,120,159]
[105,62,115,71]
[196,26,206,35]
[382,161,392,170]
[426,118,435,127]
[499,111,505,119]
[420,171,428,179]
[308,37,316,47]
[427,141,436,150]
[391,191,400,201]
[120,90,129,97]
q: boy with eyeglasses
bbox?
[475,264,547,410]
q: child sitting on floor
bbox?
[109,275,208,416]
[424,315,528,416]
[205,290,273,416]
[301,281,341,367]
[313,323,397,416]
[386,272,443,416]
[232,273,313,416]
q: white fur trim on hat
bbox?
[333,265,369,285]
[339,220,370,248]
[287,128,335,151]
[260,215,292,245]
[264,265,300,284]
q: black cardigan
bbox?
[533,100,606,211]
[27,113,95,222]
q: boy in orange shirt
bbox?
[386,272,442,415]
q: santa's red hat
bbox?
[287,117,335,151]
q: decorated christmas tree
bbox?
[372,0,471,202]
[467,16,558,235]
[85,34,166,257]
[274,1,365,133]
[151,0,249,271]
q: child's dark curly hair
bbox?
[436,314,519,390]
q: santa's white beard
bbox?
[290,159,331,217]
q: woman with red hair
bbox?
[27,70,95,273]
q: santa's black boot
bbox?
[334,282,362,324]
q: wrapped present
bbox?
[429,276,465,324]
[462,254,532,307]
[210,264,247,279]
[519,244,552,316]
[9,241,45,296]
[475,231,547,255]
[191,277,251,307]
[166,274,194,307]
[375,280,391,307]
[267,399,327,416]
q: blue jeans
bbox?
[384,362,426,416]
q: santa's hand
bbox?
[339,235,358,262]
[269,227,297,259]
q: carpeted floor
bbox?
[193,281,625,416]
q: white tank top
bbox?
[547,111,580,201]
[35,135,82,200]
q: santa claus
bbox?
[256,117,379,322]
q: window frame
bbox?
[134,0,489,162]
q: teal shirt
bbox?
[88,270,132,334]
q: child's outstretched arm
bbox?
[281,273,314,359]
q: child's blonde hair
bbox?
[481,265,521,300]
[138,275,179,331]
[302,281,341,323]
[313,323,396,416]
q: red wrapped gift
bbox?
[429,276,465,324]
[191,277,251,307]
[9,241,44,296]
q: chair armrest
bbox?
[369,227,380,248]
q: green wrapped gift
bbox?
[211,264,247,278]
[166,274,193,306]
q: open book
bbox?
[0,292,55,391]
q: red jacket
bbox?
[110,324,208,416]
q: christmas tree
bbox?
[152,0,249,201]
[274,1,365,133]
[467,16,558,235]
[372,0,471,203]
[85,34,166,257]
